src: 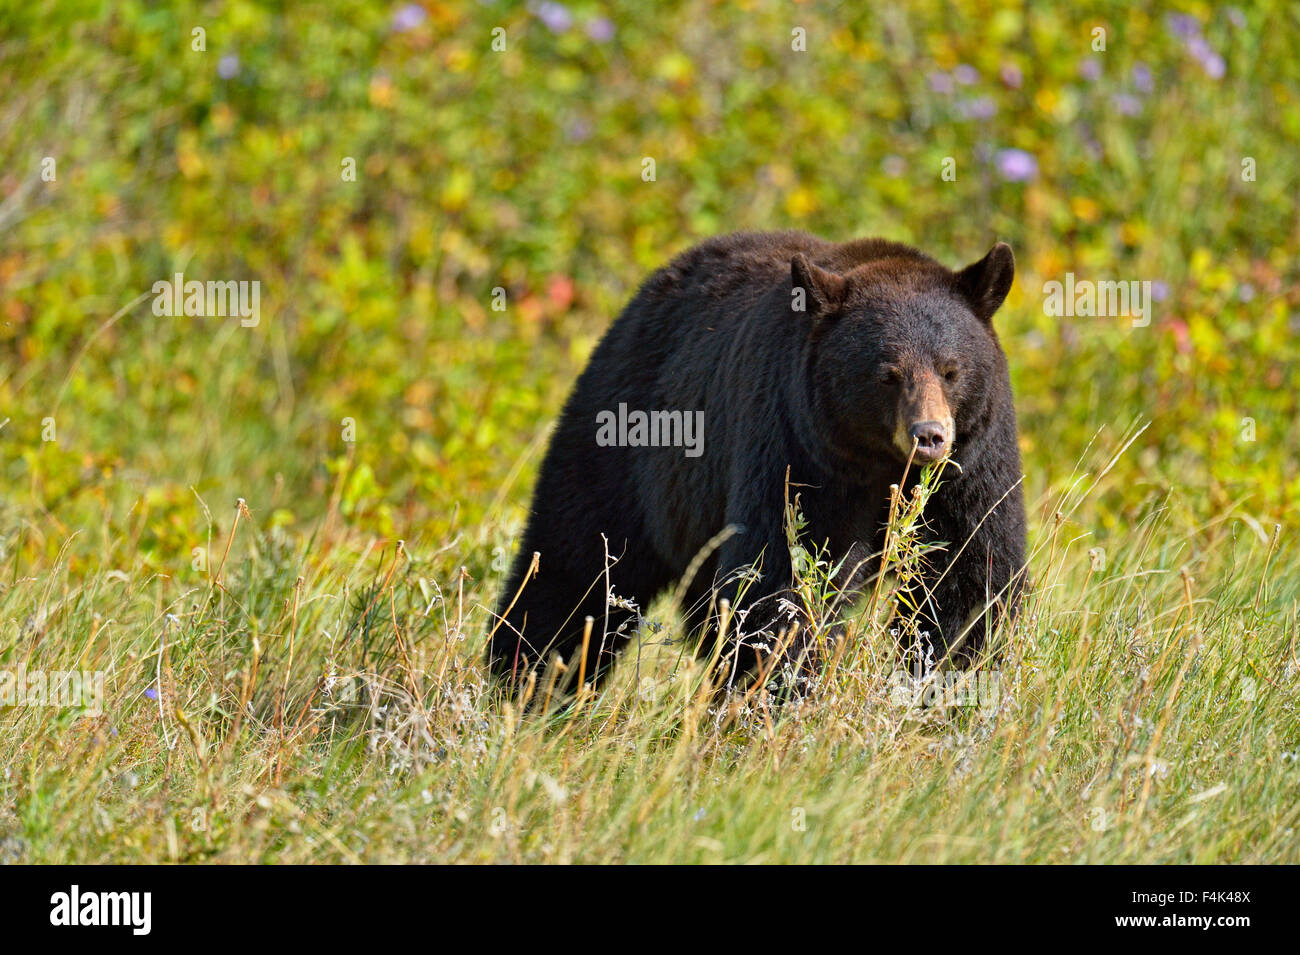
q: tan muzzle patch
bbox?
[894,374,954,462]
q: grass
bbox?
[1,429,1296,864]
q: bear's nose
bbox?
[908,421,949,462]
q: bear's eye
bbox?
[941,366,960,383]
[880,365,902,385]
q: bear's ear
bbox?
[791,253,848,316]
[956,242,1015,323]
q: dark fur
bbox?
[487,231,1027,692]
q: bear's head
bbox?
[793,242,1015,474]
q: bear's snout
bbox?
[908,420,950,462]
[892,370,953,463]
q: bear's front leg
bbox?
[704,525,823,694]
[905,467,1027,669]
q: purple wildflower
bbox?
[1132,63,1154,94]
[586,16,614,42]
[1112,93,1142,116]
[927,71,955,95]
[567,118,592,143]
[1165,12,1201,40]
[391,3,427,32]
[217,54,239,79]
[999,63,1023,89]
[957,96,997,120]
[952,64,979,85]
[995,148,1038,182]
[1187,36,1226,78]
[144,687,159,700]
[535,1,573,34]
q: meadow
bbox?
[0,1,1297,863]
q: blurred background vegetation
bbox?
[2,0,1297,574]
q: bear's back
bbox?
[583,231,953,412]
[626,231,945,320]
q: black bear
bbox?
[487,231,1027,694]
